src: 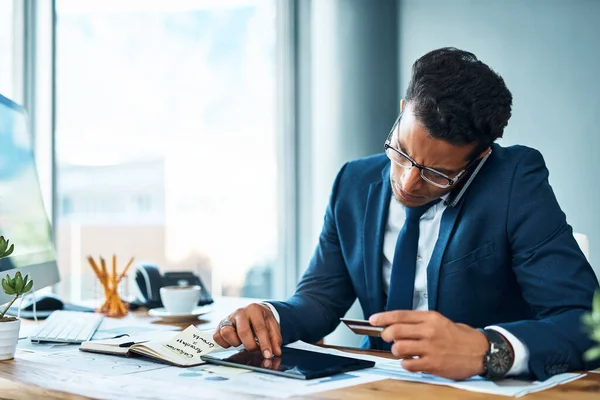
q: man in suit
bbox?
[214,47,600,380]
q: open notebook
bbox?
[79,326,221,367]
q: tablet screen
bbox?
[201,347,375,380]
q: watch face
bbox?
[489,344,512,375]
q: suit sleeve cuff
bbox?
[262,302,280,324]
[486,325,530,376]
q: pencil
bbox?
[100,257,107,283]
[87,256,106,287]
[87,256,101,278]
[112,254,117,290]
[117,257,135,283]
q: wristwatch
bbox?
[479,329,514,380]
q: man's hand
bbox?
[369,310,489,380]
[213,303,282,359]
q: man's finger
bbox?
[219,323,242,347]
[381,323,426,342]
[213,328,230,348]
[369,310,428,326]
[235,315,259,351]
[249,312,273,359]
[265,315,283,356]
[401,357,430,374]
[390,340,426,359]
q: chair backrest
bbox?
[574,232,590,262]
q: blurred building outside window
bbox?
[54,0,278,303]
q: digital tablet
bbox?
[200,347,375,380]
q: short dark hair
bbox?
[405,47,512,158]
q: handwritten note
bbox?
[162,325,221,362]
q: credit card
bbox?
[340,318,385,337]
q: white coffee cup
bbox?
[160,285,201,314]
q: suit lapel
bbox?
[363,168,392,315]
[427,201,465,310]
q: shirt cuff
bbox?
[261,302,280,324]
[486,325,530,376]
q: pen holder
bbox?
[87,255,135,318]
[94,275,129,311]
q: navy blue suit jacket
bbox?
[270,144,600,380]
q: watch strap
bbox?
[479,328,514,380]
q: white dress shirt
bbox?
[266,195,529,376]
[382,195,528,376]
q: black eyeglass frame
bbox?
[383,112,486,189]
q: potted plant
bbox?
[583,290,600,362]
[0,236,33,360]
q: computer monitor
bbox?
[0,94,60,305]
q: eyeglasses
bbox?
[384,113,480,189]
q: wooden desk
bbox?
[0,297,599,400]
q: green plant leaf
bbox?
[4,275,15,290]
[3,243,13,257]
[23,280,33,293]
[0,238,7,255]
[14,272,24,293]
[2,279,15,295]
[584,345,600,362]
[583,290,600,362]
[582,313,594,326]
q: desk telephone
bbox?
[134,264,214,309]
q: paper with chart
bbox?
[17,339,79,354]
[10,360,226,400]
[17,347,167,376]
[367,360,585,397]
[286,341,585,397]
[130,362,386,399]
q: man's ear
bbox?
[400,99,405,113]
[476,146,491,160]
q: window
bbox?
[55,0,278,302]
[61,196,73,216]
[0,1,15,98]
[135,195,152,213]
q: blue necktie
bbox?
[385,199,440,312]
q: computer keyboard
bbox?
[29,310,104,344]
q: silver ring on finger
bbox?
[219,320,234,330]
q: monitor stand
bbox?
[5,294,95,319]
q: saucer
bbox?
[148,305,213,322]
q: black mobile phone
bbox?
[445,148,493,208]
